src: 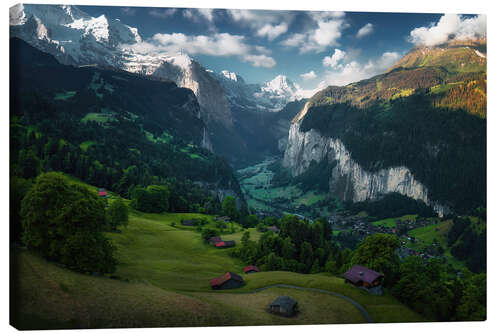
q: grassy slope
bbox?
[12,209,426,329]
[372,214,418,228]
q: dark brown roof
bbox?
[343,265,383,284]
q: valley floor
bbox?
[237,157,329,218]
[11,211,426,329]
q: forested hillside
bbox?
[10,38,245,208]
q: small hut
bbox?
[209,236,222,246]
[215,240,236,248]
[98,188,108,198]
[244,265,259,274]
[181,219,196,226]
[343,265,384,293]
[267,226,279,233]
[269,296,298,317]
[210,272,244,290]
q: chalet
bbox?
[267,226,279,233]
[98,188,108,198]
[209,236,222,245]
[244,265,259,274]
[269,296,298,317]
[210,272,244,290]
[215,240,236,248]
[343,265,384,289]
[181,219,196,226]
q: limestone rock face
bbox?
[283,106,449,216]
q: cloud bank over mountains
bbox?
[409,14,486,46]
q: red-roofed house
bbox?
[209,236,222,245]
[343,265,383,288]
[215,240,235,248]
[244,265,259,274]
[98,188,108,198]
[210,272,244,289]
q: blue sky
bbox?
[81,5,484,91]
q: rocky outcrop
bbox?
[153,60,233,130]
[283,105,449,216]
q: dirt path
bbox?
[243,284,374,323]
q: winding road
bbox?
[242,284,374,323]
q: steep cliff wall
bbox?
[283,107,449,216]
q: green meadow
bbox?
[12,207,426,329]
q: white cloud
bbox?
[151,32,249,57]
[120,7,136,16]
[242,54,276,68]
[322,49,346,68]
[409,14,486,46]
[281,33,305,47]
[149,8,177,18]
[228,9,293,40]
[257,22,288,40]
[125,32,276,68]
[197,8,214,22]
[300,71,317,80]
[281,11,348,53]
[356,23,374,38]
[318,51,402,87]
[182,8,215,22]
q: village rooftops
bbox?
[343,265,383,285]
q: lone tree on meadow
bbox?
[222,196,239,221]
[21,172,116,273]
[107,198,129,231]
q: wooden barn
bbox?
[269,296,298,317]
[98,188,108,198]
[209,236,222,246]
[210,272,244,290]
[181,219,195,226]
[267,226,279,233]
[215,240,235,248]
[244,265,259,274]
[343,265,384,289]
[215,216,231,222]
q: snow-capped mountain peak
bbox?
[10,4,142,66]
[262,75,296,95]
[221,70,239,82]
[66,14,110,43]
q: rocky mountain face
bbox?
[283,117,449,216]
[283,39,486,215]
